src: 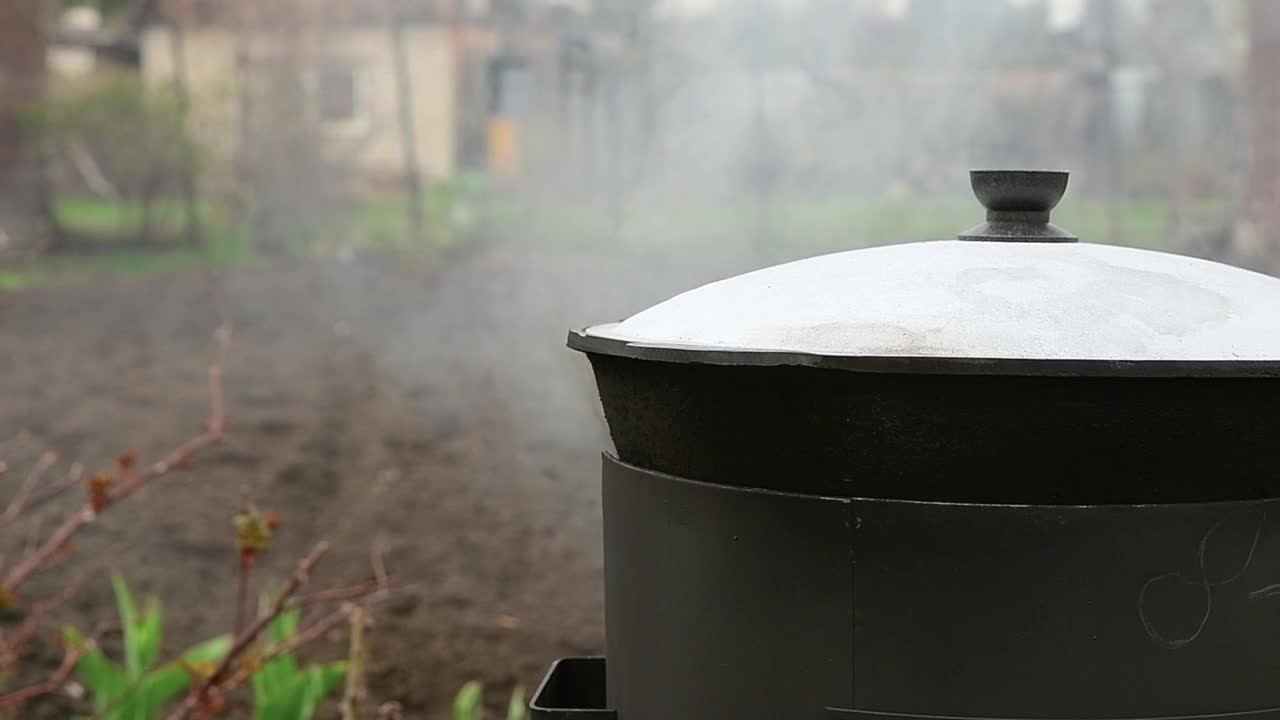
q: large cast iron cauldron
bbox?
[530,170,1280,720]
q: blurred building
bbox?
[141,2,455,190]
[138,0,614,189]
[49,7,104,78]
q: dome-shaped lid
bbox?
[570,170,1280,377]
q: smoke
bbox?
[514,0,1245,265]
[248,0,1251,490]
[125,0,1253,550]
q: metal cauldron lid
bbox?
[569,170,1280,377]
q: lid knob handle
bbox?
[958,169,1079,243]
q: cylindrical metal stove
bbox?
[532,171,1280,720]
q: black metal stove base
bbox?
[827,709,1280,720]
[592,455,1280,720]
[532,657,1280,720]
[531,657,616,719]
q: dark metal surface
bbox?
[568,329,1280,378]
[829,707,1280,712]
[530,657,616,719]
[603,455,854,720]
[850,496,1280,718]
[600,456,1280,720]
[586,353,1280,503]
[958,170,1079,242]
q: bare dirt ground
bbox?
[0,243,755,718]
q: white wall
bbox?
[141,24,458,185]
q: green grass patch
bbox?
[0,265,51,291]
[0,219,252,290]
[350,174,493,254]
[268,173,496,255]
[55,196,226,238]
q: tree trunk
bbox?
[0,2,51,254]
[1248,0,1280,263]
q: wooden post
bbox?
[388,10,426,246]
[168,18,204,247]
[1096,0,1121,243]
[1248,0,1280,261]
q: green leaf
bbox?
[182,633,234,666]
[251,592,297,703]
[258,608,300,697]
[454,681,483,720]
[136,599,163,673]
[250,659,345,720]
[253,674,310,720]
[296,666,332,720]
[250,666,266,707]
[133,665,193,719]
[62,626,128,712]
[111,574,142,680]
[270,606,301,645]
[253,654,299,711]
[245,599,346,720]
[250,658,270,708]
[118,634,231,720]
[507,685,528,720]
[313,661,347,702]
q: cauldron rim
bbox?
[568,329,1280,378]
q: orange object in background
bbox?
[488,117,520,179]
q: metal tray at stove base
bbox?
[532,658,1280,720]
[530,657,614,719]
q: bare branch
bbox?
[163,543,405,720]
[0,279,232,715]
[370,532,390,590]
[338,605,368,720]
[215,604,350,698]
[0,432,33,460]
[0,292,231,596]
[162,542,330,720]
[0,620,117,711]
[211,593,396,708]
[377,702,405,720]
[0,451,58,529]
[3,435,215,594]
[0,566,101,673]
[291,577,393,609]
[234,486,252,637]
[21,462,85,519]
[292,535,396,609]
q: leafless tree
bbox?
[0,1,53,254]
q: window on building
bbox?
[489,57,531,118]
[314,62,360,124]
